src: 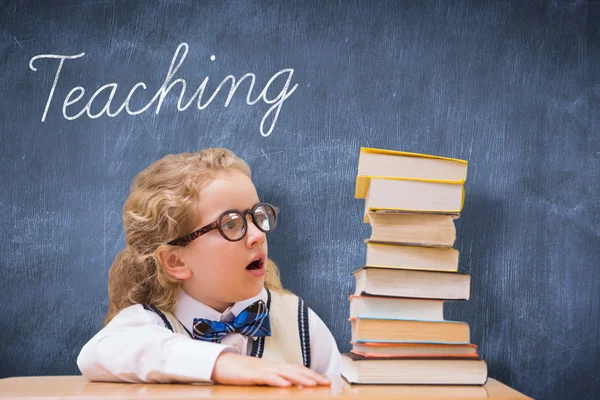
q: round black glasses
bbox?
[167,203,280,246]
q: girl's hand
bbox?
[211,352,331,387]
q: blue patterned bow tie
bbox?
[192,300,271,343]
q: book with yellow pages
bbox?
[367,211,458,247]
[350,342,479,358]
[365,241,459,272]
[363,177,465,223]
[341,352,487,385]
[350,317,470,343]
[355,147,468,199]
[353,266,471,300]
[349,294,444,320]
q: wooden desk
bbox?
[0,376,532,400]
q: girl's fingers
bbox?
[279,372,317,387]
[304,371,330,385]
[279,367,324,387]
[294,370,325,386]
[263,374,292,388]
[257,362,331,388]
[286,365,331,386]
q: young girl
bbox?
[77,148,341,387]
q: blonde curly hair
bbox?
[104,148,285,325]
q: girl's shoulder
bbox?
[267,288,310,322]
[267,287,303,302]
[108,303,166,328]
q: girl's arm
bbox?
[76,304,236,383]
[307,308,343,380]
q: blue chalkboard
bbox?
[1,1,598,399]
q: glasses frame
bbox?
[167,202,280,246]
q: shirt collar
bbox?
[174,287,268,334]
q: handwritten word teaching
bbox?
[29,42,298,137]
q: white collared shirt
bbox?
[77,288,342,384]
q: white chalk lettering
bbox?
[29,42,298,137]
[62,86,86,120]
[29,52,86,122]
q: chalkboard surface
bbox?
[1,1,598,399]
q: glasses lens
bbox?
[254,204,277,232]
[220,212,246,241]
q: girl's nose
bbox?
[245,214,266,246]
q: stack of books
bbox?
[341,147,488,385]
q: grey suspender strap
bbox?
[250,288,271,358]
[142,304,193,338]
[297,297,311,368]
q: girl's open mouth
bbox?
[246,257,266,277]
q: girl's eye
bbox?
[255,213,271,229]
[222,214,241,231]
[223,220,236,230]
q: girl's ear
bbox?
[156,245,192,280]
